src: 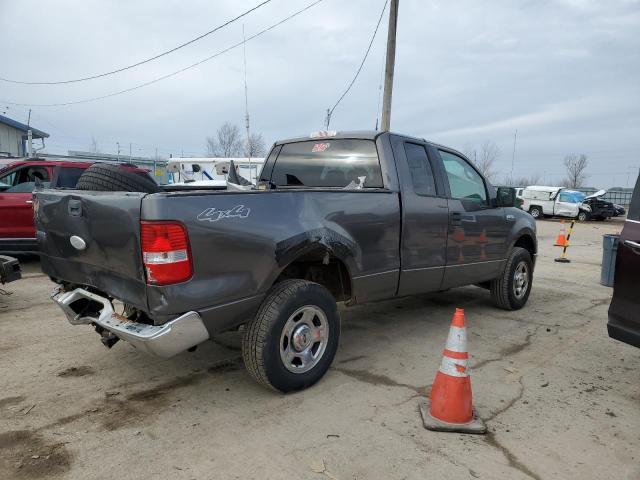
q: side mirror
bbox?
[497,187,516,207]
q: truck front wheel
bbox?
[577,211,589,222]
[242,279,340,392]
[490,247,533,310]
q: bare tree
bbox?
[475,141,499,181]
[563,154,589,188]
[244,133,266,158]
[462,141,499,181]
[206,122,243,157]
[90,137,100,154]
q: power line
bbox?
[0,0,324,108]
[0,0,272,85]
[326,0,388,128]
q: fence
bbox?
[575,188,633,207]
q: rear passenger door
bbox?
[437,149,509,288]
[392,136,449,294]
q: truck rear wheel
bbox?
[242,279,340,392]
[529,206,542,219]
[490,247,532,311]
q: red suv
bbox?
[0,159,151,253]
[608,174,640,348]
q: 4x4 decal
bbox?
[197,204,250,222]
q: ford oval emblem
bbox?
[70,235,87,251]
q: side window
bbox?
[558,192,570,202]
[403,142,436,196]
[56,167,86,188]
[0,169,18,190]
[440,150,487,205]
[0,166,50,192]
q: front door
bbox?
[0,164,51,240]
[436,149,509,289]
[555,191,579,218]
[392,137,449,295]
[608,174,640,347]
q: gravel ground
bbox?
[1,218,638,480]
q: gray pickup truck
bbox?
[36,131,537,392]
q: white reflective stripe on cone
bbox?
[439,355,469,378]
[445,326,467,353]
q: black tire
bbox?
[577,211,589,222]
[242,279,340,392]
[76,163,160,193]
[529,206,542,219]
[490,247,533,311]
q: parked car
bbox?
[608,174,640,348]
[613,204,626,217]
[36,131,537,392]
[0,159,153,253]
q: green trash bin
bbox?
[601,234,619,287]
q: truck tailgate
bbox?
[35,190,149,311]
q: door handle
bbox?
[624,240,640,252]
[450,212,462,226]
[25,200,33,204]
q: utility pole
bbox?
[129,142,132,162]
[26,109,33,158]
[510,129,518,183]
[380,0,399,132]
[116,142,121,162]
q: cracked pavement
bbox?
[1,219,639,480]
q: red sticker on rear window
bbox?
[312,142,330,153]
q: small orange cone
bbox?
[554,221,568,247]
[418,308,486,434]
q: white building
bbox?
[0,114,49,157]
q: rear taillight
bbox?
[141,221,192,285]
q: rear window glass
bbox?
[271,139,383,188]
[56,167,86,188]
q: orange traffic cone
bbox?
[418,308,486,434]
[554,221,568,247]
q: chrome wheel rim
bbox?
[513,261,529,299]
[530,209,539,218]
[280,305,329,374]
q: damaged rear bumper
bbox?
[51,287,209,358]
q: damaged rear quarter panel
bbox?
[141,189,400,333]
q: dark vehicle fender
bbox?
[267,227,359,302]
[506,220,537,270]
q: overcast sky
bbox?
[1,0,639,187]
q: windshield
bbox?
[270,139,383,188]
[558,191,586,203]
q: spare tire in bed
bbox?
[76,163,160,193]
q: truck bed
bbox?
[36,187,401,332]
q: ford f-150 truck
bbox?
[36,131,537,392]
